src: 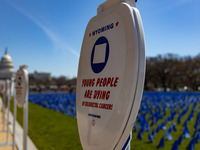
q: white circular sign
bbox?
[15,66,29,107]
[77,2,145,150]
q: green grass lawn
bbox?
[10,99,200,150]
[10,100,82,150]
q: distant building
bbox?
[0,49,15,79]
[29,71,51,82]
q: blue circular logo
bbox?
[18,76,22,86]
[91,36,109,74]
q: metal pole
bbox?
[2,80,6,131]
[13,98,17,150]
[23,99,28,150]
[126,0,136,7]
[126,132,132,150]
[0,92,2,123]
[12,84,17,150]
[126,144,130,150]
[0,102,2,123]
[6,79,11,143]
[122,131,132,150]
[124,131,132,150]
[0,80,4,125]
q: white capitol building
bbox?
[0,49,15,79]
[0,49,15,96]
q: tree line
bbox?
[29,75,76,91]
[145,53,200,91]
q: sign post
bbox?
[13,78,17,150]
[0,79,15,148]
[76,0,145,149]
[15,65,29,150]
[6,80,11,144]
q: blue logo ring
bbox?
[91,36,110,74]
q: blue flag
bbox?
[148,132,154,143]
[137,130,143,140]
[157,136,165,148]
[161,121,167,130]
[156,124,161,133]
[171,140,179,150]
[166,131,173,141]
[177,134,183,145]
[196,133,200,142]
[152,128,156,136]
[173,122,177,132]
[187,138,196,150]
[134,124,137,132]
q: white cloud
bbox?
[6,0,79,58]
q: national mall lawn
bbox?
[11,99,200,150]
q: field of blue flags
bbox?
[133,92,200,150]
[28,92,200,150]
[29,92,76,117]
